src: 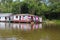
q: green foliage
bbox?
[0,0,60,19]
[12,2,21,14]
[0,0,12,13]
[51,2,60,13]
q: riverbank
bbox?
[45,20,60,24]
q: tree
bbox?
[12,2,21,14]
[51,2,60,13]
[20,2,29,13]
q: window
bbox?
[16,16,18,18]
[20,16,21,18]
[5,17,7,19]
[19,16,21,20]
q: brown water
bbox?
[0,22,60,40]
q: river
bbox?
[0,22,60,40]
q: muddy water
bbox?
[0,22,60,40]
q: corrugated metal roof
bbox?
[0,13,12,16]
[0,13,37,16]
[13,14,35,16]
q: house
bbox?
[0,13,42,23]
[0,13,12,22]
[10,14,33,22]
[10,14,42,23]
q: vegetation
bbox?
[45,20,60,24]
[0,0,60,19]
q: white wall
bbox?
[23,16,29,21]
[13,16,19,20]
[0,17,10,21]
[39,17,42,22]
[6,17,9,21]
[0,17,5,21]
[13,15,30,21]
[21,16,30,21]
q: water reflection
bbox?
[0,22,42,31]
[0,37,17,40]
[0,22,60,40]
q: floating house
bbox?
[10,14,42,23]
[0,13,12,22]
[0,13,42,23]
[10,14,32,22]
